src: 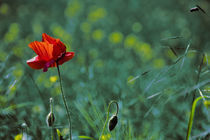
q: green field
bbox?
[0,0,209,139]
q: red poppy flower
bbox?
[27,33,74,72]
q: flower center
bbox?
[43,52,66,72]
[43,59,55,72]
[56,52,66,62]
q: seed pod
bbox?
[46,112,55,127]
[21,123,27,129]
[108,115,118,131]
[190,7,199,12]
[190,5,206,14]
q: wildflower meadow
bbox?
[0,0,209,140]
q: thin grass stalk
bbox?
[192,53,204,102]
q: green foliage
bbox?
[0,0,210,139]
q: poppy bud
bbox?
[46,112,55,127]
[21,122,28,133]
[108,115,118,131]
[21,123,27,129]
[190,7,199,12]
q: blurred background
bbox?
[0,0,209,139]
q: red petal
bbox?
[49,52,74,67]
[28,41,53,61]
[42,33,58,44]
[27,56,46,69]
[58,52,75,65]
[52,43,66,60]
[42,33,66,60]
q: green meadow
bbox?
[0,0,209,139]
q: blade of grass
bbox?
[192,54,205,102]
[180,41,191,70]
[78,135,96,140]
[87,94,104,125]
[128,70,150,83]
[191,129,210,139]
[28,73,48,110]
[74,101,98,133]
[180,79,210,97]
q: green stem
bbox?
[186,95,208,140]
[50,98,54,140]
[56,62,72,140]
[21,123,27,139]
[99,100,119,140]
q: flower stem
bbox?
[99,100,119,140]
[56,62,72,140]
[50,98,54,140]
[186,95,209,140]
